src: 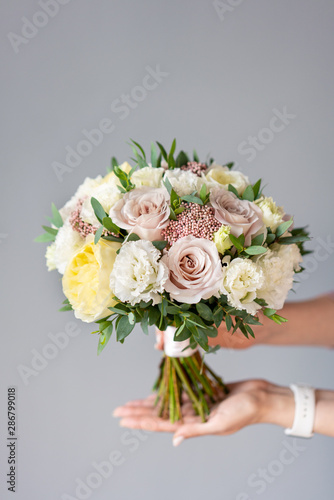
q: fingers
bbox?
[172,420,220,446]
[118,414,201,433]
[154,329,164,350]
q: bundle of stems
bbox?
[153,351,229,423]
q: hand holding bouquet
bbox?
[38,140,310,422]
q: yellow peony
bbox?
[62,236,121,323]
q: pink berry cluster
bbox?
[181,161,208,177]
[69,199,97,238]
[161,202,221,246]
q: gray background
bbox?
[1,0,334,499]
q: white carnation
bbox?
[54,222,85,274]
[256,196,285,232]
[221,257,264,315]
[256,244,302,309]
[131,166,164,188]
[163,168,199,196]
[45,243,57,271]
[110,240,168,306]
[201,163,249,195]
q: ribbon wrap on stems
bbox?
[153,326,228,423]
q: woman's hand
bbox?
[113,380,295,445]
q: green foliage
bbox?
[35,202,64,242]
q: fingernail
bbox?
[112,408,121,417]
[173,436,184,447]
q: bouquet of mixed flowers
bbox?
[37,139,310,422]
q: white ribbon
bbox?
[162,326,198,358]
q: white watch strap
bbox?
[285,384,315,438]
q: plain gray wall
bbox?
[1,1,333,499]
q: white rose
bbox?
[45,243,57,271]
[255,244,302,310]
[163,168,199,196]
[54,222,85,274]
[221,257,264,315]
[256,196,285,232]
[202,163,250,195]
[131,166,164,188]
[110,240,168,306]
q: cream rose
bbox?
[131,166,164,188]
[109,187,170,241]
[161,235,223,303]
[213,225,232,254]
[210,189,264,246]
[62,236,121,323]
[202,163,249,195]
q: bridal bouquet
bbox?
[37,139,310,422]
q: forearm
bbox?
[260,294,334,347]
[261,383,334,437]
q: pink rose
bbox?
[109,187,170,241]
[162,235,223,303]
[210,189,264,246]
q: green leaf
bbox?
[228,184,239,197]
[94,226,104,245]
[116,315,135,341]
[102,234,123,243]
[126,233,140,242]
[51,203,63,228]
[225,162,234,170]
[225,315,233,331]
[59,304,73,312]
[199,183,207,203]
[213,307,224,328]
[252,179,262,199]
[181,195,203,205]
[263,308,276,317]
[156,141,168,161]
[128,312,135,325]
[169,207,177,221]
[266,233,276,245]
[175,151,189,169]
[276,218,293,238]
[141,312,149,334]
[229,234,244,251]
[108,305,129,315]
[279,235,310,245]
[251,233,265,246]
[150,142,158,168]
[91,197,107,224]
[174,324,192,342]
[270,313,288,324]
[34,233,55,243]
[102,217,120,234]
[242,185,255,202]
[244,245,268,255]
[193,149,199,162]
[148,307,160,326]
[152,240,168,250]
[196,303,214,322]
[130,139,146,160]
[42,225,58,236]
[168,138,176,169]
[163,176,173,195]
[97,323,113,355]
[254,298,267,307]
[111,156,118,169]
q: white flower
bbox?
[163,168,199,196]
[221,257,264,315]
[80,182,122,226]
[201,163,250,195]
[131,166,164,188]
[54,222,85,274]
[213,225,232,254]
[59,176,103,223]
[110,240,168,306]
[45,243,57,271]
[256,196,285,232]
[255,244,302,309]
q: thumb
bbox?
[172,421,218,446]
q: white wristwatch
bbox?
[284,384,315,438]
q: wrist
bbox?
[258,383,295,428]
